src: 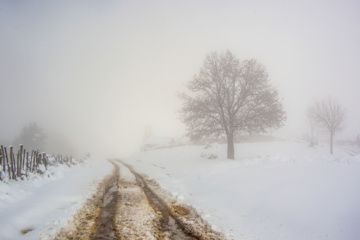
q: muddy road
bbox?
[54,159,225,240]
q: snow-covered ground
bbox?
[1,141,359,240]
[124,141,360,240]
[0,157,112,240]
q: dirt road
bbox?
[54,159,225,240]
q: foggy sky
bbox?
[1,0,360,157]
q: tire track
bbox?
[91,161,120,240]
[53,159,225,240]
[115,159,225,240]
[53,161,119,240]
[116,160,195,240]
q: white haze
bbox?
[1,0,360,157]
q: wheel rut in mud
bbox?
[116,159,196,240]
[91,162,120,240]
[54,159,225,240]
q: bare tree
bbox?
[179,50,286,159]
[308,98,346,154]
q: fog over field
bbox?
[1,0,360,157]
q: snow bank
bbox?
[124,141,360,240]
[0,157,112,240]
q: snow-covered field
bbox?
[124,141,360,240]
[0,157,112,240]
[1,141,359,240]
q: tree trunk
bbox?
[330,132,333,155]
[227,132,235,160]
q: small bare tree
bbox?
[308,98,346,154]
[179,50,286,159]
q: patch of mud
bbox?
[20,227,34,235]
[170,205,190,217]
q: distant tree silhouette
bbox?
[308,98,346,154]
[13,122,47,151]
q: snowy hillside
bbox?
[124,141,360,240]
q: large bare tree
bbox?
[179,50,286,159]
[308,98,346,154]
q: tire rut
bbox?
[53,161,119,240]
[91,161,120,240]
[117,160,196,240]
[53,159,225,240]
[115,159,225,240]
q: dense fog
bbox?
[1,0,360,157]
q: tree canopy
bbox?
[180,50,286,159]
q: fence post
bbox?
[9,146,16,180]
[21,147,25,171]
[3,147,11,179]
[31,150,35,172]
[17,145,23,178]
[36,151,41,171]
[0,148,2,168]
[0,146,4,173]
[25,151,29,176]
[42,153,48,170]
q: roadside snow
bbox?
[124,141,360,240]
[0,157,112,240]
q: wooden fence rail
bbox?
[0,145,79,181]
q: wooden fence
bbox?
[0,145,79,181]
